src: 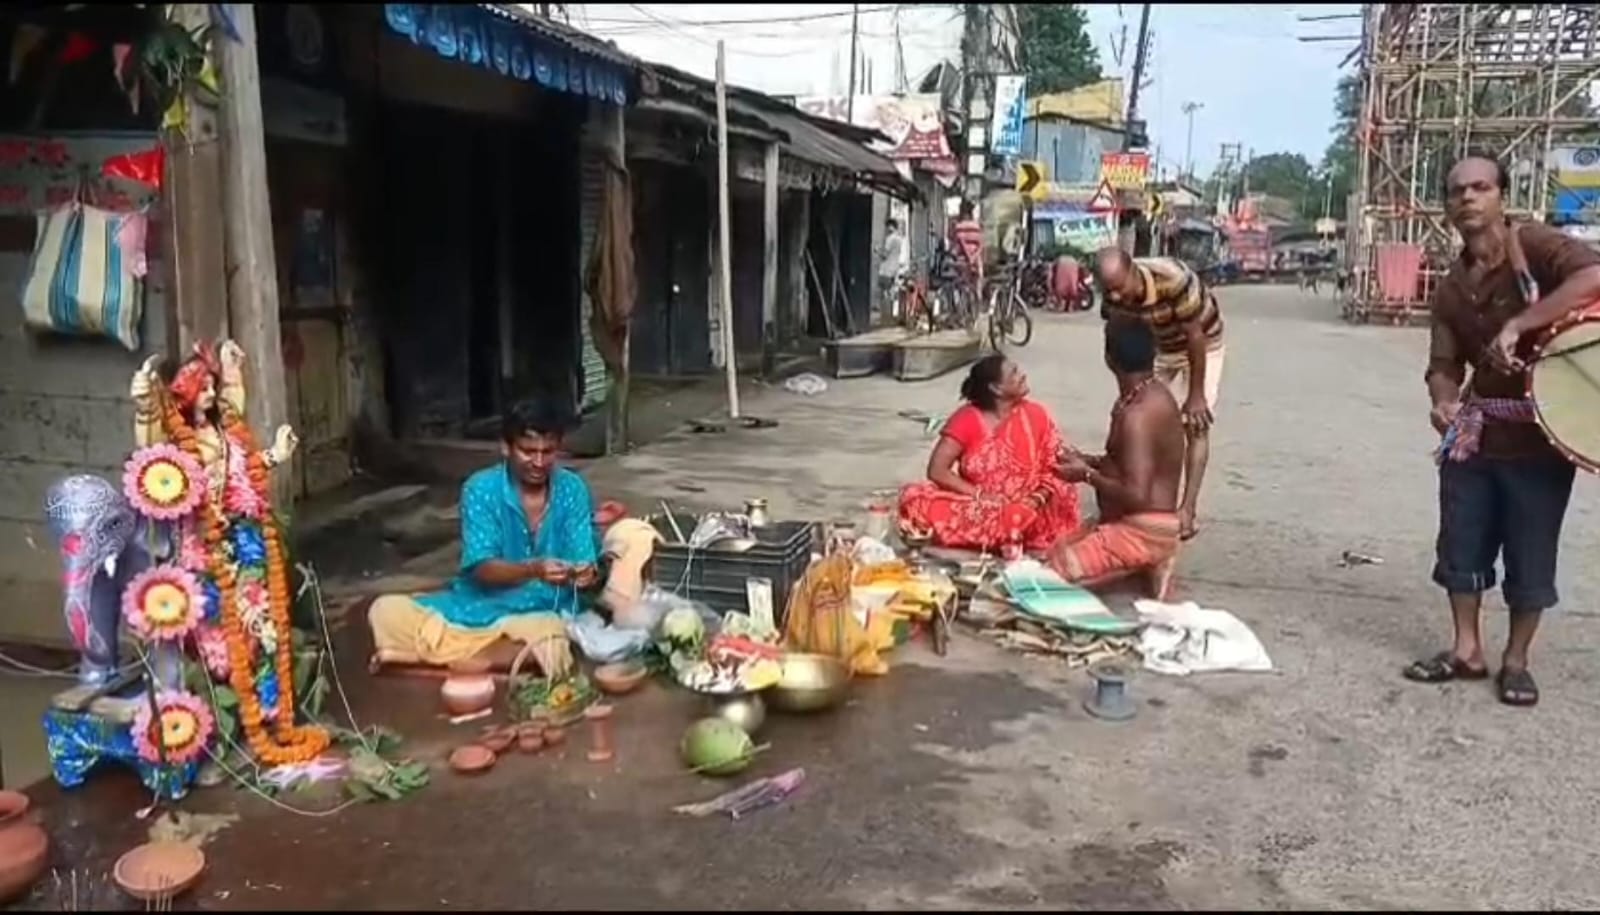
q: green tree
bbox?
[1015,5,1103,95]
[1317,72,1361,221]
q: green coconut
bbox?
[680,717,755,776]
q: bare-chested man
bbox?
[1048,319,1187,600]
[1093,247,1225,541]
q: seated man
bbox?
[369,399,599,678]
[1048,319,1187,600]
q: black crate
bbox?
[646,515,817,624]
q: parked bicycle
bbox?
[984,262,1034,351]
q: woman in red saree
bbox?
[899,356,1080,553]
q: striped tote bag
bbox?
[20,201,146,351]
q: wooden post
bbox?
[161,5,229,353]
[760,141,779,375]
[214,4,291,502]
[714,41,740,419]
[605,103,631,454]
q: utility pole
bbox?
[1122,2,1153,152]
[893,7,908,93]
[714,41,740,419]
[846,3,860,123]
[1181,101,1202,180]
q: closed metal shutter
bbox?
[578,150,609,412]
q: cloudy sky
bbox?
[571,3,1361,177]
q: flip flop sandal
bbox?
[1497,668,1540,707]
[1403,651,1489,683]
[739,416,780,430]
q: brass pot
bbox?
[708,692,767,735]
[768,653,851,714]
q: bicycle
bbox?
[984,263,1034,350]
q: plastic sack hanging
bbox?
[19,200,146,350]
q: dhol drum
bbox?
[1528,302,1600,473]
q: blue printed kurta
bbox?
[415,463,598,628]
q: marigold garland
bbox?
[160,394,329,766]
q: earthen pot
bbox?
[518,732,545,755]
[0,791,47,904]
[542,727,566,748]
[448,744,496,775]
[479,725,517,754]
[441,658,496,716]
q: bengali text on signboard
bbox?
[1099,152,1151,191]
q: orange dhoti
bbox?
[1046,513,1181,597]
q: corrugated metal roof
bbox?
[478,4,640,69]
[644,63,914,197]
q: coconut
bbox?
[680,717,755,776]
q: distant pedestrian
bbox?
[878,218,908,315]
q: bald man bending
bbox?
[1093,247,1226,540]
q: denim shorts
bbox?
[1433,453,1577,611]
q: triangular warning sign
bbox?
[1087,179,1119,214]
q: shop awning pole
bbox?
[715,40,741,419]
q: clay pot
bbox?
[518,732,545,755]
[441,658,496,716]
[0,791,47,905]
[542,727,566,747]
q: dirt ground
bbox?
[14,285,1600,911]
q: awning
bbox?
[382,4,635,105]
[645,63,917,200]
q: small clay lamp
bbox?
[584,703,615,763]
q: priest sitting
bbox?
[369,399,599,678]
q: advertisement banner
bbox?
[990,75,1028,159]
[795,93,953,161]
[1099,152,1151,191]
[1052,210,1118,252]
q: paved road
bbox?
[23,285,1600,910]
[585,284,1600,910]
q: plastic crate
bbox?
[647,515,817,625]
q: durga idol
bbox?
[129,340,329,767]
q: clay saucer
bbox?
[479,725,517,754]
[448,744,497,775]
[113,841,205,902]
[594,661,649,695]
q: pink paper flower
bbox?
[131,689,214,767]
[222,445,268,520]
[194,624,230,680]
[176,521,210,573]
[122,565,203,642]
[123,444,204,521]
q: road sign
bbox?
[1087,179,1119,214]
[1016,160,1046,198]
[1147,191,1165,219]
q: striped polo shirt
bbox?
[1105,257,1225,354]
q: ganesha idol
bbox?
[41,340,330,796]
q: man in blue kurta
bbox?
[369,399,600,677]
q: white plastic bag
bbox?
[567,611,651,663]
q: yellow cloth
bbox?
[368,594,572,677]
[783,553,891,677]
[600,518,661,627]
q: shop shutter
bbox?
[578,151,609,412]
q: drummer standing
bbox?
[1404,156,1600,706]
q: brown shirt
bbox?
[1427,222,1600,458]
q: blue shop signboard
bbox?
[383,4,630,106]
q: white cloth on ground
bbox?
[1133,599,1273,676]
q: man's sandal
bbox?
[1497,668,1540,707]
[1402,651,1489,683]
